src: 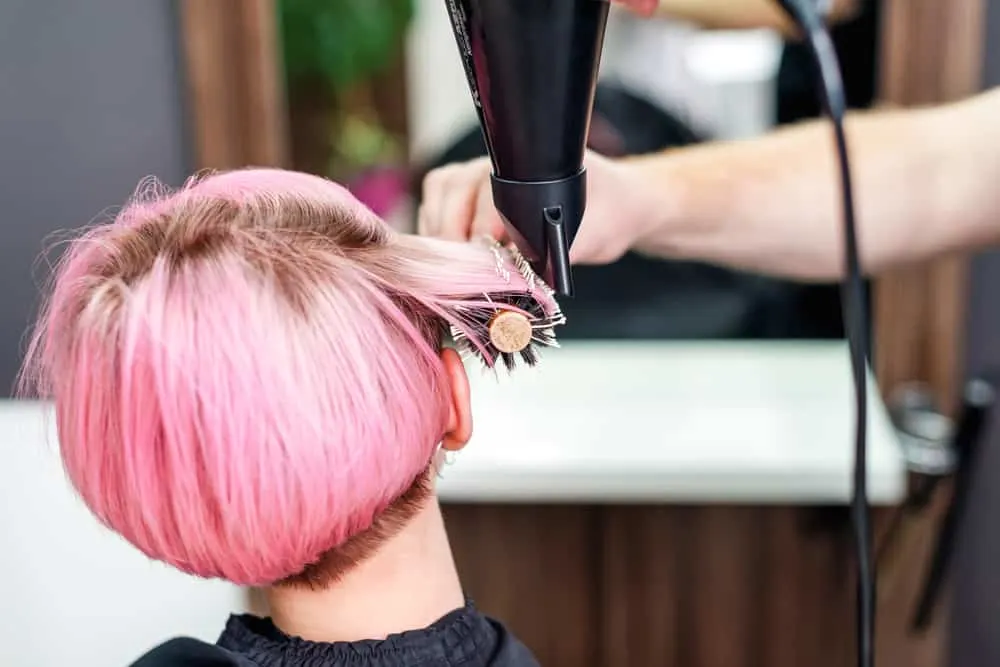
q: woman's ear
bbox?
[439,347,472,452]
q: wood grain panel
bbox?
[873,2,986,665]
[758,508,854,667]
[442,504,603,667]
[599,506,684,666]
[602,505,854,667]
[873,483,955,667]
[177,0,289,170]
[874,0,986,405]
[680,507,763,667]
[446,504,867,667]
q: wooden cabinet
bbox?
[445,504,843,667]
[445,502,945,667]
[444,505,604,664]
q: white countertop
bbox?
[0,342,906,507]
[436,341,906,506]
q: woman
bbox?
[22,168,561,667]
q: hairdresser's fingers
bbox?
[436,184,481,242]
[471,178,507,241]
[419,159,491,239]
[417,196,432,236]
[417,205,431,237]
[418,164,461,237]
[436,161,490,241]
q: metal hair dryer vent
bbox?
[444,0,610,296]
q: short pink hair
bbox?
[21,168,555,586]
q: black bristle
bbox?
[450,243,566,371]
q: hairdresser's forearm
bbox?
[653,0,859,34]
[629,91,1000,281]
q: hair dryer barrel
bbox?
[444,0,610,295]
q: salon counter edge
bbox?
[0,341,906,508]
[442,340,905,506]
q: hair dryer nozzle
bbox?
[491,169,586,296]
[445,0,610,296]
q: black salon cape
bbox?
[128,601,539,667]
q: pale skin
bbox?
[418,80,1000,282]
[267,348,473,642]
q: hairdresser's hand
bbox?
[418,151,662,266]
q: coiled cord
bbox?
[775,2,874,666]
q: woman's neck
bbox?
[265,497,465,643]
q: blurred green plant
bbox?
[279,0,415,92]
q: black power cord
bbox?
[774,2,874,667]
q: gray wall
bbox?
[950,2,1000,664]
[0,0,188,392]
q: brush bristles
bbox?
[450,243,565,371]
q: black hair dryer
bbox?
[443,0,610,296]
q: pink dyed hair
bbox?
[20,168,557,586]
